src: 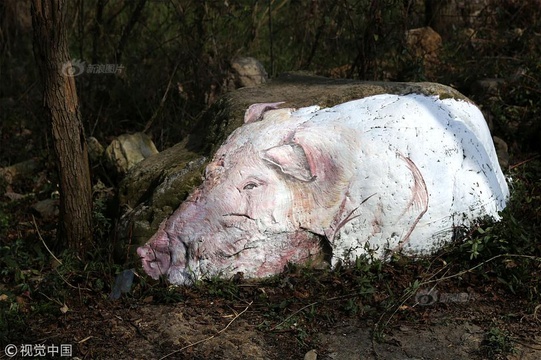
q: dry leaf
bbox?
[60,303,69,313]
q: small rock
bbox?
[0,159,39,184]
[229,57,268,89]
[471,78,506,100]
[31,199,59,219]
[399,325,411,332]
[405,26,442,57]
[405,26,442,76]
[87,136,105,163]
[4,191,25,201]
[105,132,158,175]
[109,269,135,300]
[304,349,317,360]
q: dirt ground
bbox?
[6,272,538,360]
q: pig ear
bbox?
[244,102,285,124]
[262,143,315,182]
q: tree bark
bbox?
[31,0,93,255]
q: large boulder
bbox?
[116,73,472,263]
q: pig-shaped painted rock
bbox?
[138,93,509,285]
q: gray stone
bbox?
[0,159,39,185]
[471,78,506,100]
[304,349,317,360]
[87,136,105,163]
[31,199,59,219]
[229,57,268,89]
[105,132,158,175]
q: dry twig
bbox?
[32,214,62,265]
[510,154,540,170]
[270,301,318,331]
[32,214,92,292]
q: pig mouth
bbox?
[137,213,259,285]
[223,213,255,220]
[138,213,330,284]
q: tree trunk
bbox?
[31,0,93,255]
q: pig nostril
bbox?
[137,246,153,259]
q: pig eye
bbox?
[243,182,258,190]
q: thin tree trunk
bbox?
[115,0,147,64]
[31,0,93,255]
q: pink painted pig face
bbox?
[137,118,329,285]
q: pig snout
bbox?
[137,228,193,284]
[137,231,172,280]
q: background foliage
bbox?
[1,0,540,155]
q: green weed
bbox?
[482,326,515,357]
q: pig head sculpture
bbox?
[137,94,509,285]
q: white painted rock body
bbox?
[137,94,509,285]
